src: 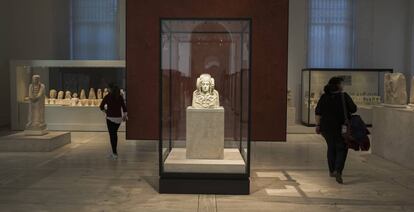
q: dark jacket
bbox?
[315,92,357,133]
[99,93,127,118]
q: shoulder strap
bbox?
[341,92,349,121]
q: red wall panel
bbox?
[126,0,289,141]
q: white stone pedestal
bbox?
[372,106,414,169]
[186,106,224,159]
[0,132,71,152]
[164,148,245,173]
[24,129,48,136]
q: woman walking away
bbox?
[100,83,128,160]
[315,77,357,184]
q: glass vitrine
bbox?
[159,19,251,194]
[301,69,393,126]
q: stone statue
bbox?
[64,91,72,99]
[88,88,96,106]
[94,89,103,106]
[80,89,88,106]
[48,89,57,104]
[192,74,220,109]
[55,91,64,105]
[97,89,103,99]
[287,89,293,107]
[57,91,64,99]
[25,75,47,135]
[71,93,80,106]
[63,91,72,106]
[410,77,414,105]
[384,73,407,106]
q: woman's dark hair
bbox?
[108,83,121,99]
[324,77,344,94]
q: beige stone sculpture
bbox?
[384,73,408,106]
[57,91,64,99]
[55,91,64,105]
[410,77,414,106]
[97,89,103,99]
[192,74,220,108]
[64,91,72,99]
[62,91,72,106]
[80,89,88,106]
[25,75,47,135]
[88,88,96,106]
[48,89,57,104]
[287,89,293,107]
[71,93,80,106]
[94,89,103,106]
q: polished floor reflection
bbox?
[0,132,413,211]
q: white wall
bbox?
[408,1,414,88]
[8,0,70,60]
[119,0,126,59]
[355,0,410,74]
[288,0,308,123]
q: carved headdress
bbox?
[196,74,215,93]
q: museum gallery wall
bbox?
[126,0,289,141]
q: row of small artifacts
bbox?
[45,88,109,107]
[304,94,382,108]
[350,95,381,105]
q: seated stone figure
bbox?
[192,74,220,109]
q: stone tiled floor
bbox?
[0,132,413,212]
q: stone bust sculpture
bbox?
[192,74,220,108]
[64,91,72,99]
[49,89,57,104]
[71,93,79,106]
[49,89,57,99]
[25,75,47,135]
[57,91,64,99]
[97,89,103,99]
[63,91,72,106]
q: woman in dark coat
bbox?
[100,84,127,160]
[315,77,357,184]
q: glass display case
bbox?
[301,69,393,126]
[10,60,125,131]
[159,19,251,194]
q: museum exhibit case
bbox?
[159,19,251,194]
[10,60,126,131]
[301,69,393,126]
